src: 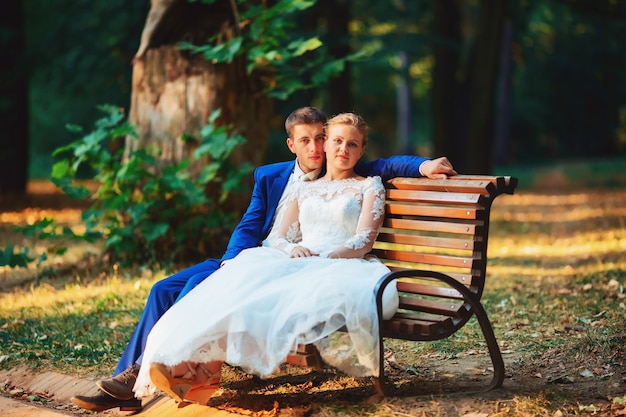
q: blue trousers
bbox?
[113,258,221,376]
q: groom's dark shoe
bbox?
[71,390,142,412]
[97,363,140,400]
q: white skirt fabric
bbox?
[133,247,398,398]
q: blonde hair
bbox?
[325,112,369,147]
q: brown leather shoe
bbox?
[97,363,140,400]
[71,390,142,412]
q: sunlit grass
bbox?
[1,275,158,314]
[0,272,164,376]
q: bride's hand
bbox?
[290,246,319,258]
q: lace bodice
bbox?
[269,176,386,258]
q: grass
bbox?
[0,273,161,376]
[1,161,626,415]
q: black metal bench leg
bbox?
[470,299,505,390]
[420,271,505,391]
[373,375,395,397]
[375,270,505,394]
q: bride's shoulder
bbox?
[362,175,383,185]
[361,176,384,192]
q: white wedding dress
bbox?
[133,176,399,398]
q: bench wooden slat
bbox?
[373,249,482,270]
[383,218,483,235]
[390,270,478,287]
[383,314,454,336]
[388,178,496,195]
[388,175,518,193]
[396,280,465,300]
[392,311,457,324]
[386,202,483,220]
[376,232,479,251]
[398,295,468,318]
[453,175,518,189]
[387,189,486,206]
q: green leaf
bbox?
[289,37,322,56]
[143,222,170,242]
[208,108,221,124]
[65,123,83,133]
[311,59,346,85]
[51,160,72,179]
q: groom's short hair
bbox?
[285,107,327,137]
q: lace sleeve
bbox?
[328,177,386,259]
[265,184,301,254]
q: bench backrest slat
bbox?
[387,189,486,205]
[386,203,484,220]
[377,232,480,251]
[373,249,482,270]
[396,281,465,300]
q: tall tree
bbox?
[432,0,508,174]
[0,2,28,195]
[310,0,352,116]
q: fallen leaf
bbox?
[9,388,24,396]
[578,404,599,413]
[613,396,626,405]
[590,319,605,328]
[548,375,574,384]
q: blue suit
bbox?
[113,155,427,376]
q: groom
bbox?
[71,107,457,412]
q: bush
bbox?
[47,104,253,267]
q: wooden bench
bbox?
[286,174,518,396]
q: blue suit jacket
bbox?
[220,155,429,262]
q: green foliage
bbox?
[0,246,38,268]
[0,217,84,269]
[48,105,252,267]
[179,0,363,100]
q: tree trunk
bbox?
[465,0,508,174]
[431,0,507,174]
[0,1,28,196]
[493,19,513,167]
[126,0,271,212]
[432,0,465,170]
[325,0,352,117]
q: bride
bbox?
[132,113,399,403]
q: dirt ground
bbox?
[213,342,626,416]
[2,340,625,416]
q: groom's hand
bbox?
[419,157,457,179]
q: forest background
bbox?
[1,0,624,181]
[0,2,626,415]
